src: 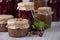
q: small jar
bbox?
[17,2,34,27]
[38,7,53,27]
[0,15,13,32]
[7,18,29,37]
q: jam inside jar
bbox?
[38,7,53,27]
[18,10,34,22]
[17,2,34,22]
[38,14,52,27]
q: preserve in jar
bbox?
[17,2,34,24]
[0,15,13,32]
[38,7,53,27]
[7,18,29,37]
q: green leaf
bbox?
[32,13,49,30]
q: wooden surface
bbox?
[0,22,60,40]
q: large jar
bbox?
[7,18,29,37]
[38,7,53,27]
[0,15,13,32]
[17,2,34,25]
[13,0,22,18]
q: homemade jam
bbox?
[7,18,29,37]
[38,7,53,27]
[0,15,13,32]
[17,2,34,24]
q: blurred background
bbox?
[0,0,60,21]
[23,0,60,21]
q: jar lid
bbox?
[7,18,29,29]
[38,7,53,16]
[0,15,13,24]
[0,15,13,19]
[17,2,34,11]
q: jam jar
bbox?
[17,2,34,30]
[38,7,53,27]
[0,15,13,32]
[7,18,29,37]
[17,2,34,24]
[13,0,22,18]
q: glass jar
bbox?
[38,7,53,27]
[0,15,13,32]
[17,2,34,24]
[7,18,29,37]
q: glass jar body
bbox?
[38,14,52,27]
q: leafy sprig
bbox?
[32,13,48,30]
